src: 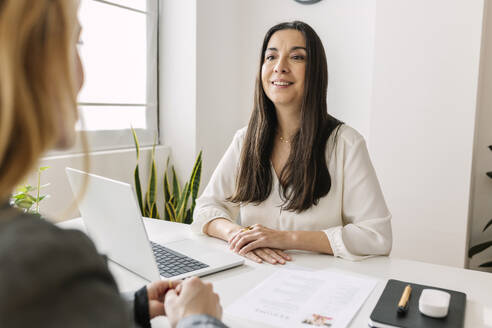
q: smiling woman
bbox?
[191,21,392,265]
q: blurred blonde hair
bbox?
[0,0,81,200]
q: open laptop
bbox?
[66,167,243,282]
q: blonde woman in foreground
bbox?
[0,1,226,327]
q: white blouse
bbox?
[191,124,392,261]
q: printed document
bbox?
[226,269,377,328]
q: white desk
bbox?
[59,218,492,328]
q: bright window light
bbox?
[70,0,158,152]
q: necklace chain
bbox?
[279,136,290,144]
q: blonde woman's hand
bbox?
[146,280,182,318]
[164,277,222,328]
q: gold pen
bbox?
[397,285,412,315]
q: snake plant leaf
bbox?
[131,126,141,159]
[147,162,156,213]
[165,203,173,222]
[184,209,192,224]
[134,165,144,213]
[483,219,492,232]
[163,158,171,203]
[149,201,160,219]
[163,175,170,221]
[146,141,157,214]
[468,241,492,258]
[172,166,180,202]
[479,261,492,267]
[176,181,188,210]
[189,151,202,215]
[149,202,155,218]
[163,172,171,202]
[166,201,177,222]
[131,127,144,213]
[176,182,191,222]
[181,183,192,221]
[144,194,151,217]
[162,157,171,221]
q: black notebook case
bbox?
[369,279,466,328]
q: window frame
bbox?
[47,0,159,156]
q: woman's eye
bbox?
[292,55,305,60]
[265,55,275,61]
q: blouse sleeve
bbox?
[324,135,392,261]
[191,129,244,234]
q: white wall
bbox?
[369,0,484,267]
[159,0,244,186]
[159,0,197,181]
[469,1,492,273]
[196,0,244,185]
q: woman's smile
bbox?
[271,79,294,88]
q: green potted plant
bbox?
[468,219,492,268]
[131,128,202,224]
[468,144,492,268]
[10,166,50,218]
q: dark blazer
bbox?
[0,202,136,327]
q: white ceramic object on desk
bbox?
[419,289,451,318]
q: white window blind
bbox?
[59,0,158,154]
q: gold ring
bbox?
[241,226,253,232]
[168,280,173,289]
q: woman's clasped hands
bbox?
[227,224,292,265]
[147,277,223,327]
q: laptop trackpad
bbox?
[162,239,236,266]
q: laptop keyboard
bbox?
[150,241,209,278]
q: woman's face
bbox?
[261,29,306,111]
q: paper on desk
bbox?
[226,268,377,328]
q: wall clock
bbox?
[294,0,322,4]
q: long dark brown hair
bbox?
[229,21,343,212]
